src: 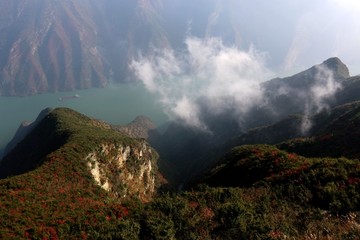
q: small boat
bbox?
[58,94,80,101]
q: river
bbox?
[0,83,167,158]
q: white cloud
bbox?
[301,64,342,134]
[130,37,272,130]
[130,60,157,92]
[172,96,204,130]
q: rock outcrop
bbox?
[0,0,170,96]
[0,108,161,201]
[86,142,157,202]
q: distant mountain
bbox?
[203,101,360,187]
[230,115,304,146]
[278,101,360,159]
[0,0,241,96]
[0,0,111,95]
[248,57,350,127]
[195,71,360,198]
[0,0,163,95]
[114,115,159,141]
[156,57,354,187]
[335,75,360,105]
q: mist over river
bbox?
[0,84,167,158]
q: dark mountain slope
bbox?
[113,115,160,141]
[203,100,360,185]
[2,105,360,238]
[157,58,351,187]
[279,101,360,159]
[264,57,349,91]
[227,100,360,152]
[2,108,52,158]
[198,99,360,215]
[0,108,70,178]
[250,57,349,127]
[231,114,304,146]
[336,75,360,105]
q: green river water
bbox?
[0,84,167,157]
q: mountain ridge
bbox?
[0,108,161,200]
[155,57,354,187]
[2,98,360,237]
[0,0,167,96]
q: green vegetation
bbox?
[204,145,360,212]
[279,101,360,159]
[0,108,158,239]
[1,107,360,239]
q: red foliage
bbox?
[40,226,58,240]
[106,204,130,219]
[268,230,283,239]
[188,201,200,209]
[270,150,280,158]
[201,207,214,220]
[24,231,31,239]
[348,177,360,185]
[58,188,66,193]
[81,231,87,240]
[9,208,22,216]
[253,149,264,158]
[319,134,333,141]
[287,153,298,161]
[57,219,66,225]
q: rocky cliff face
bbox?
[0,0,258,96]
[0,0,172,96]
[0,0,110,96]
[86,142,157,202]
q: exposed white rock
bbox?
[86,156,111,191]
[85,142,157,201]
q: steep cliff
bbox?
[0,0,171,96]
[85,141,157,202]
[0,0,275,96]
[0,0,110,96]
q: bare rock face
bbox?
[0,0,171,96]
[0,0,111,96]
[0,0,254,96]
[86,142,157,202]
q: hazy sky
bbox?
[131,0,360,129]
[219,0,360,76]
